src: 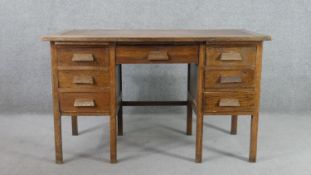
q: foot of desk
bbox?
[230,115,238,135]
[195,112,203,163]
[54,113,63,164]
[110,115,117,163]
[118,106,123,136]
[249,113,259,162]
[71,115,78,136]
[55,160,64,164]
[186,102,193,135]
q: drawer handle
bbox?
[220,52,242,61]
[74,99,95,107]
[72,76,94,84]
[72,54,94,62]
[220,76,242,83]
[147,51,169,60]
[219,98,240,107]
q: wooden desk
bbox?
[42,29,271,164]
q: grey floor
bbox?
[1,110,310,175]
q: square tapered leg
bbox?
[110,115,117,163]
[54,113,63,164]
[195,113,203,163]
[249,113,259,162]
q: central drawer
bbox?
[116,45,199,64]
[59,92,110,113]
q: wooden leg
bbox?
[249,113,259,162]
[230,115,238,135]
[110,115,117,163]
[195,112,204,163]
[117,106,123,136]
[54,112,63,164]
[71,115,78,136]
[186,102,192,135]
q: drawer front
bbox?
[59,92,110,113]
[58,70,110,88]
[206,45,256,67]
[116,45,199,64]
[203,91,255,113]
[205,69,255,89]
[57,47,109,67]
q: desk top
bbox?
[42,29,271,42]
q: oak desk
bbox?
[42,29,271,164]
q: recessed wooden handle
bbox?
[72,54,94,62]
[220,76,242,83]
[72,76,94,84]
[74,99,95,107]
[147,51,169,60]
[220,52,242,61]
[219,98,240,107]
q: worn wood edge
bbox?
[42,36,271,42]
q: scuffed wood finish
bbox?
[44,30,270,164]
[116,45,199,64]
[42,29,271,42]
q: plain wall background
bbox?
[0,0,310,114]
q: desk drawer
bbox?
[59,92,110,113]
[204,69,255,89]
[58,70,110,89]
[57,47,109,67]
[206,44,256,67]
[116,45,199,64]
[203,91,255,113]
